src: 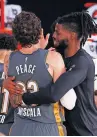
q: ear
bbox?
[40,28,44,39]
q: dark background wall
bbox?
[7,0,97,33]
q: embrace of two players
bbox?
[2,10,97,136]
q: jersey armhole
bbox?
[44,51,49,69]
[44,50,53,79]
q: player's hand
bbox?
[3,76,22,94]
[48,47,56,51]
[39,28,50,49]
[10,93,23,108]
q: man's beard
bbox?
[56,40,68,58]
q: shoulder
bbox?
[4,51,12,77]
[8,50,19,60]
[74,49,94,68]
[4,51,12,63]
[48,51,64,63]
[47,51,65,67]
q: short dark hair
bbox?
[51,11,97,47]
[12,11,42,47]
[0,33,17,50]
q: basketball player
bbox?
[3,11,77,136]
[0,33,17,135]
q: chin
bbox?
[53,43,59,48]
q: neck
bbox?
[20,43,40,54]
[64,41,80,58]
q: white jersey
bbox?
[83,35,97,58]
[83,35,97,91]
[5,4,22,28]
[86,4,97,24]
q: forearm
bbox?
[22,84,54,105]
[22,69,86,105]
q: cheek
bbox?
[57,35,65,41]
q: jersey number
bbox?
[1,89,9,114]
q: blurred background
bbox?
[5,0,97,33]
[0,0,97,52]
